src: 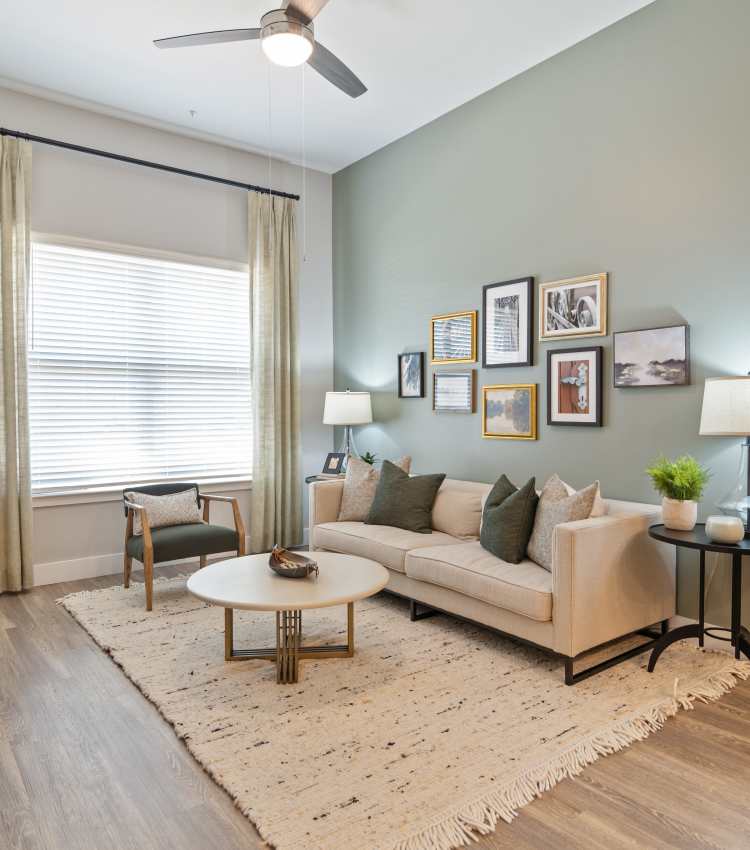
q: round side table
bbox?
[647,523,750,671]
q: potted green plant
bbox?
[646,455,710,531]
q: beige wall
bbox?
[0,85,334,583]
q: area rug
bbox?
[60,577,749,850]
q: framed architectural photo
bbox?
[433,370,476,413]
[398,351,425,398]
[539,273,607,340]
[430,310,477,364]
[547,346,603,426]
[613,325,690,387]
[482,384,537,440]
[321,452,346,474]
[482,277,533,367]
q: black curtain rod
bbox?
[0,126,300,201]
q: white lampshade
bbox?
[699,376,750,436]
[323,391,372,426]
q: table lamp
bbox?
[699,375,750,537]
[323,389,372,461]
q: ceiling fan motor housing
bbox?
[260,9,314,46]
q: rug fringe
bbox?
[392,657,750,850]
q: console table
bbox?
[647,523,750,671]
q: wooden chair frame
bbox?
[123,492,246,611]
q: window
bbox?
[29,240,251,494]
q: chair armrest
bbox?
[308,480,345,547]
[123,499,154,555]
[199,494,246,553]
[551,511,676,657]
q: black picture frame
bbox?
[321,452,346,474]
[482,277,534,368]
[398,351,425,398]
[546,346,603,427]
[613,324,690,388]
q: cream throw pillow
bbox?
[560,478,608,516]
[337,456,412,522]
[125,488,203,536]
[527,475,598,571]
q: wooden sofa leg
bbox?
[144,554,154,612]
[123,554,132,589]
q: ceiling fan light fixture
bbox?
[260,10,314,67]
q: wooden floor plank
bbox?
[1,569,749,850]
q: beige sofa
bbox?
[309,477,676,683]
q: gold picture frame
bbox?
[482,383,537,440]
[539,273,608,341]
[430,310,477,364]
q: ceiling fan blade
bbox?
[283,0,331,25]
[307,41,367,98]
[154,28,261,49]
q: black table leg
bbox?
[730,553,750,661]
[699,550,705,648]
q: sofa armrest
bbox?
[308,480,345,548]
[551,510,676,657]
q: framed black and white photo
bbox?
[539,273,608,340]
[613,325,690,387]
[482,277,533,367]
[433,371,476,413]
[547,346,603,426]
[430,311,477,364]
[321,452,346,475]
[398,352,425,398]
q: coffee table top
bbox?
[186,551,389,611]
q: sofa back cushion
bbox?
[431,479,491,539]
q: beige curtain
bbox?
[248,191,301,553]
[0,137,33,592]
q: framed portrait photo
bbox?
[482,277,534,367]
[613,325,690,388]
[482,384,537,440]
[547,346,603,426]
[321,452,346,475]
[398,351,425,398]
[539,273,607,341]
[430,310,477,364]
[433,370,476,413]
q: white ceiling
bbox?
[0,1,652,173]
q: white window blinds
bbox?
[28,241,251,494]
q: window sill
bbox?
[32,479,252,509]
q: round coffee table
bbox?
[187,552,388,683]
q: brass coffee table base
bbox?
[224,603,355,684]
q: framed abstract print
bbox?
[482,277,533,367]
[430,311,477,364]
[547,346,603,426]
[613,325,690,387]
[398,352,425,398]
[482,384,537,440]
[433,370,476,413]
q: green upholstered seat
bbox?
[126,523,239,563]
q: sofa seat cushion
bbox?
[405,541,553,621]
[126,523,239,563]
[312,522,459,573]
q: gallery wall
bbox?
[332,0,750,621]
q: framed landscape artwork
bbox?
[482,384,537,440]
[547,346,603,426]
[433,371,476,413]
[398,352,425,398]
[430,310,477,364]
[482,277,533,367]
[539,273,608,340]
[613,325,690,387]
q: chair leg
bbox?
[144,553,154,611]
[199,555,207,568]
[237,534,246,557]
[123,553,132,588]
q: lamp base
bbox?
[337,426,361,465]
[717,439,750,536]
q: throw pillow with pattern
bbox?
[125,488,203,536]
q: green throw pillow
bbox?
[479,475,539,564]
[365,460,446,534]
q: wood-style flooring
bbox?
[1,565,749,850]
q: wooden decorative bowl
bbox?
[268,545,319,579]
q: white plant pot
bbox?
[662,497,698,531]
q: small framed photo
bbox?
[482,277,533,367]
[613,325,690,387]
[431,310,477,364]
[547,346,603,426]
[321,452,346,475]
[433,370,476,413]
[539,273,607,340]
[482,384,537,440]
[398,352,425,398]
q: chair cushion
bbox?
[126,523,239,563]
[405,541,553,621]
[311,522,459,573]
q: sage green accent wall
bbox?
[333,0,750,622]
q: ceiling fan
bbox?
[154,0,366,99]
